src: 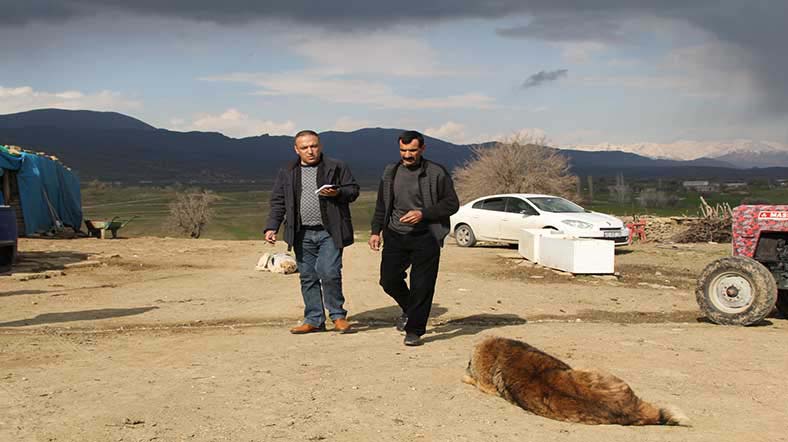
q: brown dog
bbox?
[463,336,689,426]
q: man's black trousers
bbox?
[379,228,441,336]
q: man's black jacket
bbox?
[264,155,359,250]
[371,158,459,246]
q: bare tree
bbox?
[166,190,219,238]
[453,135,576,202]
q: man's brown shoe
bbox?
[290,323,326,334]
[333,318,352,334]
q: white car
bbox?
[449,193,630,247]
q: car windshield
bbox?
[527,197,586,213]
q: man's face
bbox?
[294,134,322,165]
[399,139,424,166]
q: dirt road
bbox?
[1,237,785,441]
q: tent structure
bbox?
[0,145,82,236]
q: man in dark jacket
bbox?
[264,130,359,334]
[368,130,460,346]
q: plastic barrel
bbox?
[0,205,18,272]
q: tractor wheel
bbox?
[696,256,777,326]
[454,224,477,247]
[777,290,788,319]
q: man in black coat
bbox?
[369,130,460,346]
[264,130,359,334]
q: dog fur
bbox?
[255,252,298,274]
[462,336,689,426]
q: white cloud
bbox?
[0,85,141,114]
[423,122,548,145]
[332,116,373,132]
[576,41,757,101]
[170,108,296,138]
[557,41,608,63]
[662,42,756,99]
[205,72,496,110]
[201,32,490,111]
[292,34,472,78]
[577,74,689,90]
[424,121,467,143]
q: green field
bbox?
[80,183,788,240]
[81,184,379,240]
[584,188,788,217]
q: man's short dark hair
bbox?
[295,130,320,141]
[399,130,424,147]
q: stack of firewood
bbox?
[672,197,732,243]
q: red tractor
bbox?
[697,205,788,325]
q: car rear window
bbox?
[480,198,506,212]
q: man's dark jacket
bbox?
[264,155,359,250]
[371,158,460,246]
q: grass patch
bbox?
[81,184,379,240]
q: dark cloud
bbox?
[0,0,688,27]
[2,1,787,114]
[497,12,630,43]
[523,69,568,89]
[0,0,80,25]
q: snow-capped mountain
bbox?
[566,139,788,167]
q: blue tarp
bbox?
[0,146,82,235]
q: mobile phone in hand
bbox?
[315,184,339,194]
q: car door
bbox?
[473,197,507,240]
[500,197,540,240]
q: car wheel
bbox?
[454,224,477,247]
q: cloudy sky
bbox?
[1,1,786,149]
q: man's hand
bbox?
[399,210,423,225]
[264,230,277,244]
[318,187,339,198]
[368,234,381,251]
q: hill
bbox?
[2,109,787,184]
[0,109,155,131]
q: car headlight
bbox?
[561,219,593,229]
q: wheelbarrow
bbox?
[85,216,137,239]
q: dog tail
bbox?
[657,404,691,426]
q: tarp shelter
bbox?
[0,145,82,236]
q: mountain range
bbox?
[567,139,788,167]
[2,109,788,184]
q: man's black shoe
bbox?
[403,332,423,346]
[395,314,408,332]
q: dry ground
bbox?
[1,237,786,442]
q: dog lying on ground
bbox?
[255,252,298,274]
[462,336,689,426]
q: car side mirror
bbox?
[520,210,531,216]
